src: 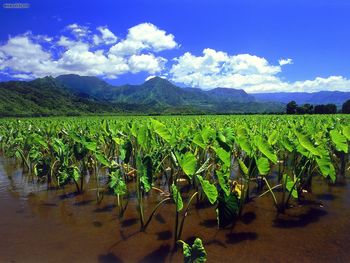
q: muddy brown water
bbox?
[1,157,350,263]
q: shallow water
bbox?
[0,157,350,263]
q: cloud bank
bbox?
[0,23,349,93]
[169,49,350,93]
[0,23,177,79]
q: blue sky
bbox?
[0,0,350,92]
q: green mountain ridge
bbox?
[0,74,285,116]
[57,74,285,113]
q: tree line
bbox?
[286,99,350,114]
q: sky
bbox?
[0,0,350,93]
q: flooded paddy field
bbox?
[1,157,350,263]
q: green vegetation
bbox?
[286,100,344,114]
[178,238,207,263]
[342,99,350,114]
[0,115,349,261]
[0,75,284,116]
[0,77,121,116]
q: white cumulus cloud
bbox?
[170,49,350,93]
[170,49,282,91]
[128,54,166,74]
[109,23,178,56]
[0,23,177,79]
[66,23,90,38]
[1,23,349,93]
[279,58,293,66]
[93,26,118,45]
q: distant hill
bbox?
[56,74,283,114]
[0,77,121,117]
[0,74,286,116]
[252,91,350,105]
[208,87,255,103]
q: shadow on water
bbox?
[139,244,171,263]
[240,212,256,225]
[41,202,58,207]
[58,191,80,200]
[199,218,217,228]
[226,232,258,244]
[93,221,103,227]
[316,193,336,201]
[121,218,138,228]
[73,199,95,206]
[94,204,116,213]
[273,207,327,229]
[155,213,166,224]
[73,199,94,206]
[98,253,124,263]
[156,230,172,240]
[205,239,227,248]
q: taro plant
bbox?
[109,168,128,217]
[177,237,207,263]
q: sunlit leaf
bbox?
[176,151,197,179]
[330,130,348,153]
[171,183,183,212]
[197,175,218,204]
[256,157,270,175]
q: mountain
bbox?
[56,74,113,98]
[111,77,189,106]
[207,87,255,103]
[0,77,121,117]
[252,91,350,105]
[0,74,285,116]
[57,74,257,105]
[56,75,283,113]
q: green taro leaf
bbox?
[342,125,350,141]
[255,136,278,164]
[181,238,207,263]
[213,147,231,167]
[192,133,206,149]
[316,156,336,183]
[82,141,97,152]
[238,159,248,176]
[216,169,230,196]
[201,127,215,144]
[182,242,192,263]
[137,125,148,149]
[120,140,132,164]
[195,158,211,175]
[64,166,80,182]
[295,132,320,157]
[281,137,294,152]
[236,136,253,156]
[197,175,218,204]
[137,155,153,193]
[95,153,109,167]
[151,119,173,144]
[216,191,239,228]
[176,151,197,179]
[256,157,270,175]
[283,174,298,199]
[330,130,348,153]
[171,183,183,212]
[182,238,207,263]
[109,170,127,196]
[191,238,207,263]
[268,130,278,145]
